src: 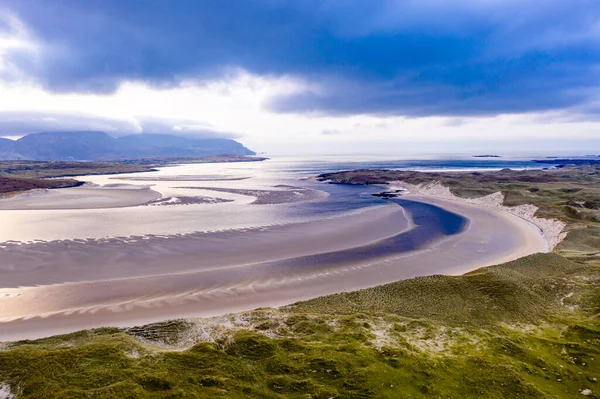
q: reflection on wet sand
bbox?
[0,160,548,340]
[0,195,546,341]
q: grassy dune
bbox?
[1,167,599,398]
[288,254,591,324]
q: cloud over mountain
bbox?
[0,112,239,140]
[0,131,255,160]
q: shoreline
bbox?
[0,190,547,341]
[399,194,547,274]
[386,180,566,251]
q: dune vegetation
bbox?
[0,166,599,398]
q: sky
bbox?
[0,0,599,154]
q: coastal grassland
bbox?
[1,166,599,398]
[0,253,598,398]
[318,166,600,223]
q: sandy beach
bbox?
[0,184,552,341]
[0,183,162,210]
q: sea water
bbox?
[0,155,557,242]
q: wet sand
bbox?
[112,175,252,181]
[0,184,162,210]
[177,185,329,204]
[0,183,327,210]
[0,205,407,288]
[0,194,546,341]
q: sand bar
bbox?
[111,175,252,181]
[0,183,162,210]
[0,204,407,288]
[177,185,329,204]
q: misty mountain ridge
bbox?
[0,131,255,160]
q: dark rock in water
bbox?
[372,189,405,199]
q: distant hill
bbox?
[116,134,254,158]
[0,138,22,160]
[0,131,255,160]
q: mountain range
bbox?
[0,131,255,160]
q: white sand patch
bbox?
[560,292,575,306]
[126,347,141,358]
[371,327,398,349]
[502,322,539,334]
[363,318,482,355]
[0,384,14,399]
[129,311,293,350]
[126,312,486,359]
[390,181,567,251]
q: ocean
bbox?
[0,155,558,242]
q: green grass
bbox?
[2,320,598,398]
[1,166,600,398]
[288,253,593,324]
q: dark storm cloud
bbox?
[2,0,600,117]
